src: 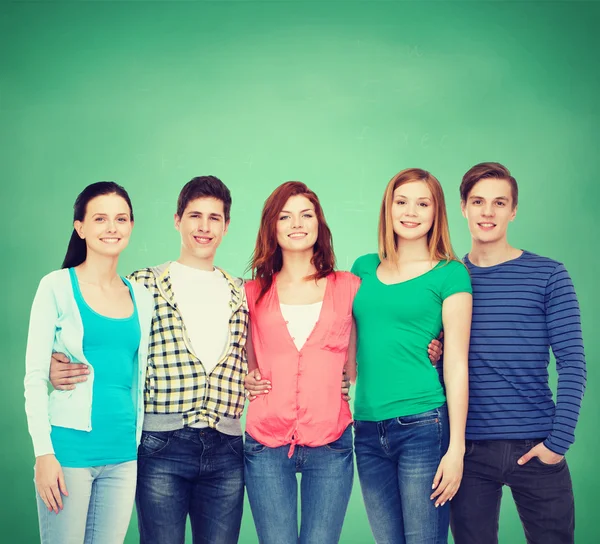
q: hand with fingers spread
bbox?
[427,332,444,365]
[35,454,68,514]
[341,370,351,401]
[245,369,271,401]
[430,446,464,508]
[49,352,89,391]
[518,442,564,466]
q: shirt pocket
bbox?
[322,314,352,353]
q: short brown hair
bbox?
[176,175,232,221]
[460,162,518,208]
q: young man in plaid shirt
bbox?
[50,176,248,544]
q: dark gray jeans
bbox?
[450,439,574,544]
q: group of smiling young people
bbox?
[24,162,586,544]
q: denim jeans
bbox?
[354,404,450,544]
[36,460,137,544]
[244,425,354,544]
[450,439,575,544]
[135,427,244,544]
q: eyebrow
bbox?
[469,195,509,201]
[187,210,223,217]
[395,195,432,200]
[280,208,314,214]
[92,212,129,217]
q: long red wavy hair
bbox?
[250,181,336,302]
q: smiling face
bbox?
[461,177,517,244]
[276,194,319,254]
[74,193,133,258]
[175,196,229,269]
[391,181,435,243]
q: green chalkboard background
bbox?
[2,1,598,542]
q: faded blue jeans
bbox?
[244,425,354,544]
[36,460,137,544]
[354,404,450,544]
[135,427,244,544]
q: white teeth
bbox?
[289,233,307,238]
[101,238,119,242]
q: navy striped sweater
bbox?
[463,251,586,455]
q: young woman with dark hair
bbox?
[24,182,153,544]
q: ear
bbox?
[510,205,518,222]
[74,220,85,239]
[174,213,181,231]
[460,200,467,218]
[223,220,230,235]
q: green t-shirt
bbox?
[351,254,472,421]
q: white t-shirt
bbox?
[279,302,323,351]
[169,262,231,376]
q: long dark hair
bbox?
[62,182,134,269]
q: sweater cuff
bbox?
[33,434,55,458]
[543,437,568,456]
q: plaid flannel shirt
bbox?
[128,262,248,428]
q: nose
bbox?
[482,203,495,217]
[292,214,304,229]
[106,220,118,233]
[197,217,210,232]
[405,202,418,216]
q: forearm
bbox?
[544,356,586,454]
[345,319,358,383]
[246,324,258,373]
[443,361,469,452]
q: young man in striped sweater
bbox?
[449,163,586,544]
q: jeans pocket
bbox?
[396,407,441,427]
[138,431,172,457]
[324,426,353,453]
[224,434,244,459]
[530,456,567,469]
[243,433,267,455]
[465,441,477,457]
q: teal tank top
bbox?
[51,268,141,467]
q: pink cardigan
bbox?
[245,271,360,456]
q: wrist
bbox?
[447,443,466,455]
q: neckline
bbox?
[70,268,135,321]
[465,250,527,270]
[171,261,219,276]
[375,259,445,287]
[272,273,332,354]
[280,301,324,308]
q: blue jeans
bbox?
[450,439,574,544]
[244,426,354,544]
[354,405,450,544]
[135,427,244,544]
[36,460,137,544]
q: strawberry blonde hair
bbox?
[250,181,335,302]
[378,168,457,265]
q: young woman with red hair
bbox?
[242,181,359,544]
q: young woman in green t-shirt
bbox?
[350,168,472,544]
